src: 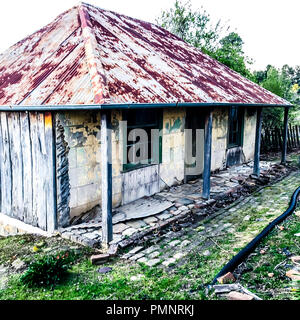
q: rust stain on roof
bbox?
[0,2,289,107]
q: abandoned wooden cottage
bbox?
[0,3,291,243]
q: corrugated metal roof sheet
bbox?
[0,2,289,107]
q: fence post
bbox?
[281,107,289,165]
[295,125,300,147]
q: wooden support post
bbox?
[281,107,289,165]
[253,107,262,176]
[202,109,212,199]
[101,111,113,246]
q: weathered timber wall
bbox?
[0,111,55,231]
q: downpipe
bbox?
[212,185,300,285]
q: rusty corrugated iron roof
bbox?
[0,2,289,106]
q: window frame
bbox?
[228,106,244,148]
[122,109,163,172]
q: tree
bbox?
[212,32,254,80]
[156,0,228,55]
[255,66,299,128]
[157,1,253,79]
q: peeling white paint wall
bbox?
[57,107,257,219]
[58,110,122,218]
[243,108,257,161]
[160,108,186,189]
[211,107,228,171]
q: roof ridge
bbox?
[77,2,110,104]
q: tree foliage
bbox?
[254,65,299,127]
[157,0,253,78]
[212,32,254,80]
[156,0,227,54]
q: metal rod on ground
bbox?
[202,109,213,199]
[101,111,113,246]
[253,107,262,176]
[281,107,289,165]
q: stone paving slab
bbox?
[59,160,291,248]
[119,170,300,269]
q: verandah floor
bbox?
[59,159,290,248]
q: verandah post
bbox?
[101,110,113,246]
[202,109,212,199]
[281,107,289,165]
[253,106,263,176]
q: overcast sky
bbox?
[0,0,299,71]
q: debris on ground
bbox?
[11,258,26,272]
[97,267,112,274]
[285,269,300,281]
[212,283,262,300]
[227,291,254,300]
[217,272,236,284]
[90,253,110,265]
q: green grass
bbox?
[0,232,235,300]
[236,211,300,300]
[1,213,299,300]
[0,167,299,300]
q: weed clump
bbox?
[20,251,76,287]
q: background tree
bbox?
[254,65,300,128]
[157,0,253,79]
[156,0,228,55]
[212,32,254,80]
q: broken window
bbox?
[228,106,244,148]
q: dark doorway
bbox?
[184,108,206,182]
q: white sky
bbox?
[0,0,299,71]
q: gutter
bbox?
[0,102,291,112]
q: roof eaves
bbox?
[78,2,110,104]
[0,101,291,112]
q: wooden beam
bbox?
[253,107,263,176]
[281,107,289,165]
[202,109,213,199]
[101,111,113,245]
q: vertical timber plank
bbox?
[20,112,33,224]
[0,113,12,214]
[7,112,23,219]
[44,112,56,232]
[36,112,47,230]
[29,112,40,227]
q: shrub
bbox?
[20,251,76,287]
